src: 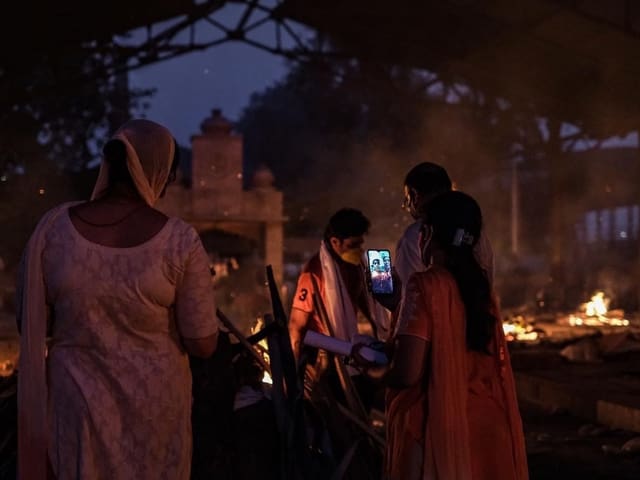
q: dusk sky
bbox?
[126,3,638,151]
[128,4,303,146]
[130,44,289,146]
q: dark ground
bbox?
[2,376,640,479]
[522,401,640,480]
[3,325,640,478]
[512,340,640,479]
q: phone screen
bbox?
[367,249,393,295]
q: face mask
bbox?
[340,248,363,265]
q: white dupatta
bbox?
[17,202,78,480]
[318,241,358,342]
[318,242,391,343]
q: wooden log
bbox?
[216,309,270,373]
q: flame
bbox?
[251,318,273,384]
[261,371,273,385]
[584,292,608,317]
[503,291,631,343]
[568,291,630,327]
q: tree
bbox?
[0,46,153,269]
[238,58,544,250]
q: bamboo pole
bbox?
[335,403,385,447]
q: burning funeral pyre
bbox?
[503,291,636,345]
[565,292,629,327]
[502,316,540,343]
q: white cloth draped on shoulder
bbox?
[17,202,80,480]
[318,241,358,342]
[318,242,391,343]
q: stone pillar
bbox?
[265,221,284,284]
[191,109,243,217]
[250,165,284,284]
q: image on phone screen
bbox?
[367,249,393,295]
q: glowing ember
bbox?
[502,316,539,342]
[568,315,629,327]
[0,359,15,377]
[0,336,19,377]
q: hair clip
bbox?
[452,228,474,247]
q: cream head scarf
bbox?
[91,119,175,206]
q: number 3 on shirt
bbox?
[298,288,308,302]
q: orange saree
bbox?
[386,266,528,480]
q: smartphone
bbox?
[366,249,394,295]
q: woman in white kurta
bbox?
[18,119,218,480]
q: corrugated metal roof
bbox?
[279,0,640,135]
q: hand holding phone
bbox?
[367,249,394,295]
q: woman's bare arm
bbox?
[385,334,430,389]
[354,334,430,389]
[183,332,219,358]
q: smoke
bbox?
[240,51,640,310]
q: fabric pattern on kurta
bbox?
[41,209,217,480]
[386,266,528,480]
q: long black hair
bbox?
[423,191,496,353]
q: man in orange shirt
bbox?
[289,208,389,409]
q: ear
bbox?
[409,187,419,204]
[329,237,342,252]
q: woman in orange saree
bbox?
[358,191,528,480]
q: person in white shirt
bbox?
[395,162,494,292]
